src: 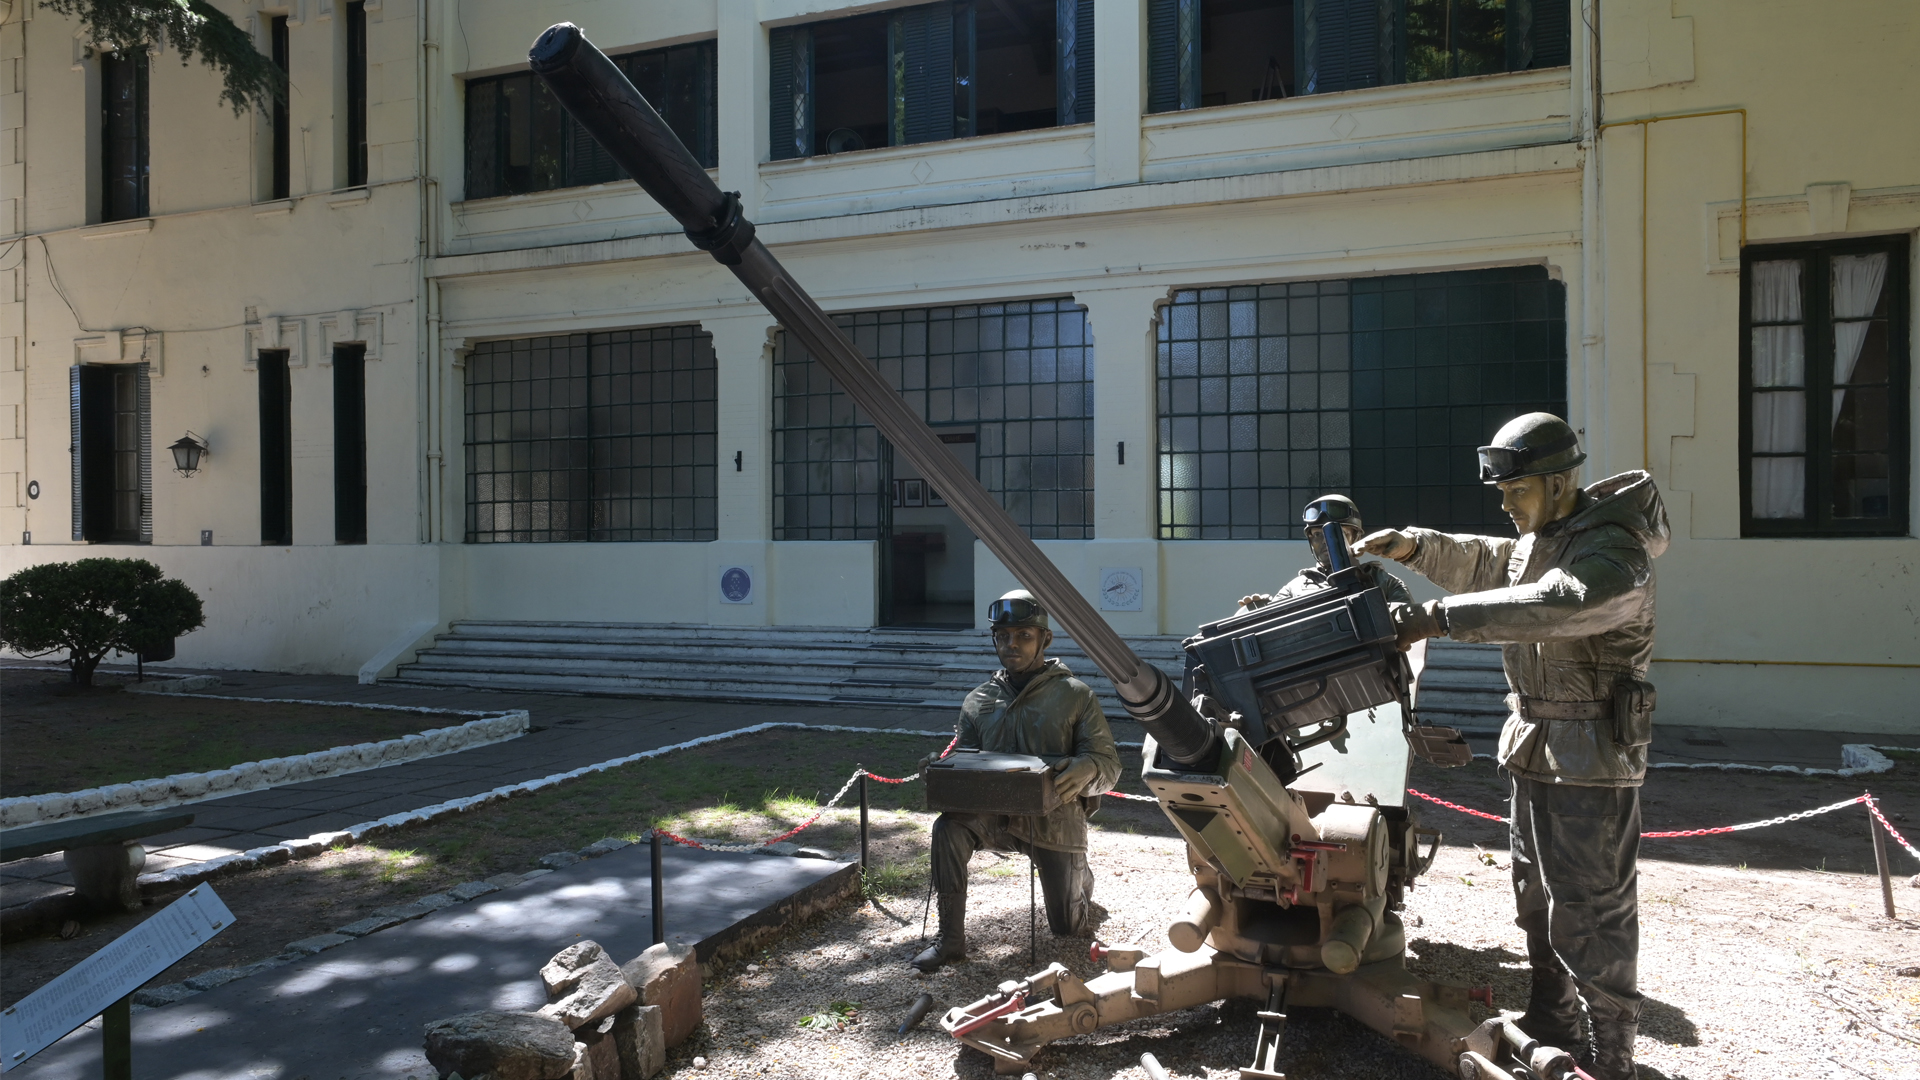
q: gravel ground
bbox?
[667,777,1920,1080]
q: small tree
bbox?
[42,0,285,113]
[0,558,205,686]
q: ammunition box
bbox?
[924,750,1062,817]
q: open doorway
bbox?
[883,428,977,628]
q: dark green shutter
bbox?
[1507,0,1570,70]
[69,366,83,541]
[1147,0,1199,114]
[891,3,956,146]
[769,26,811,160]
[1057,0,1095,125]
[1297,0,1399,95]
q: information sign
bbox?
[0,885,235,1071]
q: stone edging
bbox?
[0,704,531,829]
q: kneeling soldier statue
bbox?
[913,589,1122,973]
[1357,413,1668,1080]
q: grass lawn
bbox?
[0,668,482,797]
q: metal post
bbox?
[102,993,132,1080]
[1870,796,1896,920]
[859,772,870,876]
[1030,859,1037,967]
[650,831,666,945]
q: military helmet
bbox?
[1478,412,1586,484]
[988,588,1049,631]
[1302,495,1364,567]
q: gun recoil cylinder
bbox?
[529,22,1217,767]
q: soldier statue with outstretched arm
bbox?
[912,589,1122,973]
[1238,494,1414,615]
[1357,413,1669,1080]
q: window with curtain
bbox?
[773,299,1093,539]
[464,39,716,200]
[464,328,718,542]
[1741,236,1910,536]
[1158,266,1567,538]
[1147,0,1567,111]
[770,0,1094,161]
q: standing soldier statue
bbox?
[1356,413,1669,1080]
[912,589,1122,973]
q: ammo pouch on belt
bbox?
[1612,676,1656,749]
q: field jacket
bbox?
[1400,471,1671,787]
[956,658,1122,852]
[1261,561,1414,609]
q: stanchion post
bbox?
[859,772,870,876]
[1869,796,1896,920]
[651,830,666,945]
[102,993,132,1080]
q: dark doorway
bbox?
[333,344,367,544]
[75,364,144,542]
[883,428,978,628]
[259,351,292,545]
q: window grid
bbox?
[774,300,1093,540]
[1158,267,1567,539]
[465,327,718,543]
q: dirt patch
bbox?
[0,668,476,797]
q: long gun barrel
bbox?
[528,23,1215,766]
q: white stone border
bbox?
[0,703,529,829]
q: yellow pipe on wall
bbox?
[1595,108,1749,470]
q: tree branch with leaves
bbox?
[42,0,285,113]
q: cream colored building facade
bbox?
[0,0,1914,732]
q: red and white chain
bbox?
[1408,788,1889,842]
[1866,794,1920,861]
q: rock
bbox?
[132,984,198,1007]
[415,892,460,911]
[449,880,501,902]
[540,851,583,870]
[612,1005,665,1079]
[309,830,353,849]
[1899,965,1920,978]
[541,941,609,997]
[423,1011,577,1080]
[182,967,245,992]
[571,1015,620,1080]
[793,846,834,860]
[336,914,405,937]
[539,959,636,1030]
[287,933,351,956]
[283,837,327,859]
[520,869,555,882]
[579,837,631,858]
[486,872,528,888]
[692,1056,707,1069]
[370,901,434,923]
[620,942,701,1049]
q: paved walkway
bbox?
[5,661,1911,912]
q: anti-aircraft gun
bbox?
[527,24,1581,1080]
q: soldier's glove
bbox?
[1392,599,1447,651]
[1356,528,1418,561]
[1238,593,1273,613]
[916,751,942,777]
[1049,757,1101,802]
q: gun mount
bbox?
[528,23,1571,1080]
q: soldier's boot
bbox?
[1513,966,1583,1051]
[911,893,968,973]
[1581,1012,1638,1080]
[1034,849,1093,936]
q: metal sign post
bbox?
[0,886,235,1073]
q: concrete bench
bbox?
[0,808,195,912]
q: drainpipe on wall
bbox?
[415,0,436,543]
[1577,0,1605,470]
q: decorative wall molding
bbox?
[1706,183,1920,271]
[73,329,163,376]
[244,314,306,370]
[318,309,384,362]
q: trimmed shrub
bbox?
[0,559,206,686]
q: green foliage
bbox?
[42,0,286,113]
[0,558,205,685]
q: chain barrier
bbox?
[1867,794,1920,861]
[1408,788,1897,844]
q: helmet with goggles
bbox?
[1478,412,1586,484]
[1302,494,1364,569]
[988,589,1049,631]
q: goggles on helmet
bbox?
[988,596,1045,626]
[1477,431,1579,483]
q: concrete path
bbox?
[13,842,853,1080]
[5,659,1911,912]
[0,663,957,914]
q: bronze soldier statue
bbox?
[1358,413,1668,1080]
[912,589,1123,973]
[1239,494,1414,615]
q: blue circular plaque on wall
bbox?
[720,566,753,604]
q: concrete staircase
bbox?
[393,622,1510,729]
[391,622,1189,715]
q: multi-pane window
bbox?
[270,17,291,200]
[464,40,716,200]
[334,345,368,544]
[774,300,1093,540]
[1741,236,1910,536]
[259,351,293,545]
[465,328,718,543]
[769,0,1095,161]
[1147,0,1568,111]
[99,48,148,222]
[70,364,150,543]
[1158,266,1566,539]
[346,1,368,187]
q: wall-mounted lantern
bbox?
[169,432,209,477]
